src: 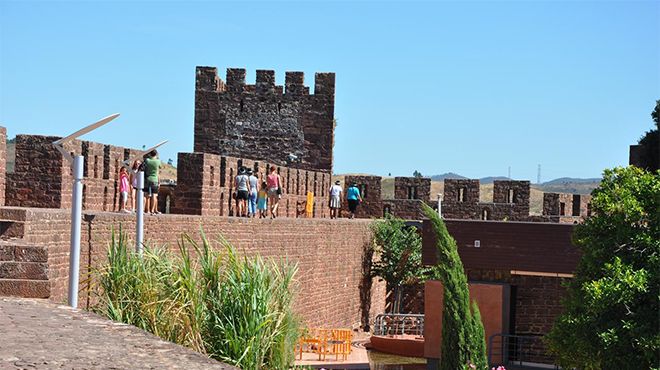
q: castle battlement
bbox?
[195,67,334,98]
[194,66,335,173]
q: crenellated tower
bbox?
[193,66,335,173]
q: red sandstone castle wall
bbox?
[11,208,385,330]
[0,127,5,206]
[5,135,140,212]
[173,153,331,218]
[194,67,335,173]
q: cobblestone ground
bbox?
[0,298,237,369]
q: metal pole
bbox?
[68,155,84,308]
[136,171,145,255]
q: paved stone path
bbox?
[0,298,237,369]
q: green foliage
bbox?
[370,215,427,313]
[635,100,659,171]
[94,230,300,369]
[422,204,488,370]
[413,170,423,178]
[546,167,660,369]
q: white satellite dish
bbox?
[53,113,120,163]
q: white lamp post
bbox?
[53,113,120,308]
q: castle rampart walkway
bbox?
[0,297,237,369]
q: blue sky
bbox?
[1,0,658,181]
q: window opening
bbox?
[458,187,465,202]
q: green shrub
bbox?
[93,230,300,369]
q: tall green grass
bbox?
[93,230,300,369]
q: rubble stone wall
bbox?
[194,67,335,173]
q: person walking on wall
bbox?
[346,182,363,219]
[328,180,343,219]
[247,168,258,218]
[144,150,161,215]
[235,167,250,217]
[267,165,283,218]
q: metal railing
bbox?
[488,333,560,369]
[373,313,424,336]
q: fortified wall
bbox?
[173,153,331,218]
[194,67,335,173]
[340,175,590,223]
[443,179,530,221]
[6,135,141,212]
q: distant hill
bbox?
[542,177,601,185]
[479,176,511,184]
[430,172,466,181]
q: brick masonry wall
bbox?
[174,153,331,218]
[0,127,5,206]
[383,199,427,220]
[194,67,335,173]
[467,269,569,364]
[8,207,385,330]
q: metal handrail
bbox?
[373,313,424,336]
[488,333,560,369]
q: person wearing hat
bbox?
[346,182,363,219]
[328,180,343,219]
[235,166,251,217]
[247,168,259,218]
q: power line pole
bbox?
[537,164,542,184]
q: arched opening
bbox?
[481,208,490,220]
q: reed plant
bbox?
[93,230,300,369]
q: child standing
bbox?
[119,167,130,213]
[257,182,268,218]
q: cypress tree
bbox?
[422,205,488,369]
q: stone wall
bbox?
[0,127,5,206]
[342,175,383,218]
[194,67,335,173]
[0,207,386,330]
[394,177,431,203]
[542,192,592,223]
[5,135,140,212]
[173,153,331,218]
[442,179,531,221]
[383,199,427,220]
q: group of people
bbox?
[233,167,364,220]
[115,153,364,220]
[328,180,363,219]
[234,165,283,218]
[117,150,162,215]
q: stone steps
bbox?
[0,279,50,298]
[0,241,50,298]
